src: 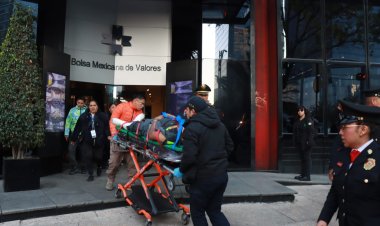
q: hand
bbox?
[173,168,183,178]
[107,136,112,141]
[316,220,327,226]
[328,169,334,181]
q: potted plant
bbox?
[0,4,44,192]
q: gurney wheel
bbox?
[181,213,190,225]
[115,189,122,199]
[165,175,175,191]
[145,220,152,226]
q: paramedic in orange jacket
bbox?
[105,94,145,191]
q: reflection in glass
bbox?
[202,10,251,168]
[325,0,365,61]
[368,1,380,63]
[280,0,321,59]
[282,62,320,133]
[369,65,380,88]
[327,66,363,133]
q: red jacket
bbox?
[109,101,143,136]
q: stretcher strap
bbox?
[162,112,185,150]
[135,122,141,138]
[172,115,185,150]
[118,121,129,133]
[154,130,161,144]
[145,123,151,149]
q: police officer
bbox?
[363,88,380,107]
[293,106,315,181]
[327,89,380,181]
[194,84,211,103]
[317,100,380,226]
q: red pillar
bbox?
[254,0,278,170]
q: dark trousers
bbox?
[189,173,230,226]
[80,142,103,176]
[297,144,312,178]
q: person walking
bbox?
[64,97,87,174]
[328,89,380,181]
[173,96,234,226]
[293,105,315,181]
[105,94,145,191]
[71,100,111,181]
[317,99,380,226]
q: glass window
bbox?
[325,0,365,61]
[368,1,380,63]
[280,0,322,59]
[0,1,38,45]
[327,65,364,133]
[282,62,320,133]
[202,3,251,169]
[369,64,380,87]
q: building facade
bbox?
[1,0,380,174]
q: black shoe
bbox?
[294,175,303,180]
[69,168,80,175]
[87,175,94,181]
[298,176,310,181]
[97,167,102,176]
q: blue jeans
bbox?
[189,173,230,226]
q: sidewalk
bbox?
[0,165,330,223]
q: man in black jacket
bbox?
[174,96,234,226]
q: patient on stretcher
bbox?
[112,113,185,146]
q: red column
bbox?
[254,0,278,170]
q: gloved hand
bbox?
[112,135,119,141]
[173,167,183,178]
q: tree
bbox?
[0,4,44,159]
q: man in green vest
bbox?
[64,97,87,174]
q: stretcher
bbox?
[113,125,191,226]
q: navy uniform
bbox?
[363,88,380,143]
[318,100,380,226]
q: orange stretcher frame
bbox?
[115,141,190,226]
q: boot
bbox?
[106,178,114,191]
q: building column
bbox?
[254,0,278,170]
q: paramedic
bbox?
[174,96,234,226]
[105,94,145,191]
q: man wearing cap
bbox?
[317,100,380,226]
[173,96,234,226]
[194,84,211,103]
[364,88,380,107]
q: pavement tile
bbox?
[0,190,56,214]
[0,171,330,222]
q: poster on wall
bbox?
[45,72,66,132]
[168,80,193,115]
